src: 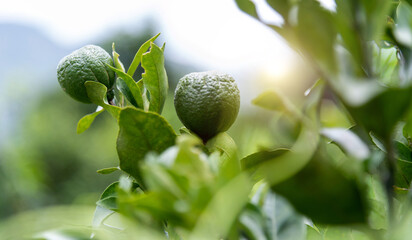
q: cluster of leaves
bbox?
[54,33,311,239]
[21,1,412,239]
[233,0,412,238]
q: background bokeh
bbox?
[0,0,315,220]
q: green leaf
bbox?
[240,185,306,240]
[112,42,125,72]
[85,81,121,119]
[394,1,412,47]
[127,33,161,77]
[116,77,138,107]
[320,128,370,160]
[366,175,388,230]
[92,206,114,228]
[346,86,412,139]
[266,0,291,19]
[142,42,168,114]
[189,173,252,239]
[255,120,319,186]
[100,181,119,200]
[96,166,120,175]
[272,143,368,224]
[361,0,392,41]
[117,107,176,187]
[107,65,144,109]
[306,225,370,240]
[252,91,286,112]
[395,141,412,188]
[252,90,301,117]
[96,196,117,210]
[206,132,240,179]
[76,107,104,134]
[234,0,259,19]
[296,0,337,74]
[241,148,290,172]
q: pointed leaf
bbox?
[142,43,168,113]
[85,81,121,119]
[112,42,125,72]
[96,166,120,175]
[241,148,290,171]
[127,33,161,77]
[235,0,259,19]
[76,107,104,134]
[252,91,286,112]
[107,65,144,109]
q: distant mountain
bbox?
[0,23,70,142]
[0,23,70,87]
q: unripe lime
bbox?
[174,71,240,141]
[57,45,115,103]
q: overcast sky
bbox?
[1,0,299,77]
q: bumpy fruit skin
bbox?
[174,71,240,141]
[57,45,115,103]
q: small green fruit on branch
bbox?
[57,45,115,103]
[174,71,240,142]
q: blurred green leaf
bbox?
[361,0,392,41]
[240,184,306,240]
[346,86,412,139]
[252,90,301,118]
[0,206,96,239]
[296,0,337,74]
[127,33,160,77]
[92,205,115,228]
[306,225,370,240]
[112,42,126,72]
[272,142,367,224]
[142,42,168,114]
[255,120,319,186]
[76,107,104,134]
[395,141,412,188]
[100,182,119,200]
[266,0,291,19]
[189,173,252,239]
[206,132,240,179]
[117,108,176,187]
[372,44,399,86]
[394,1,412,48]
[85,81,121,119]
[252,91,286,112]
[321,128,370,160]
[33,227,94,240]
[366,175,388,230]
[96,182,119,211]
[107,65,144,109]
[234,0,259,19]
[97,167,120,175]
[241,149,289,173]
[97,197,117,211]
[238,203,267,240]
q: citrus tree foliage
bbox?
[7,1,412,239]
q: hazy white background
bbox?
[0,0,297,81]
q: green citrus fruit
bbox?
[57,45,115,103]
[174,71,240,141]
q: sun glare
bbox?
[258,59,295,87]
